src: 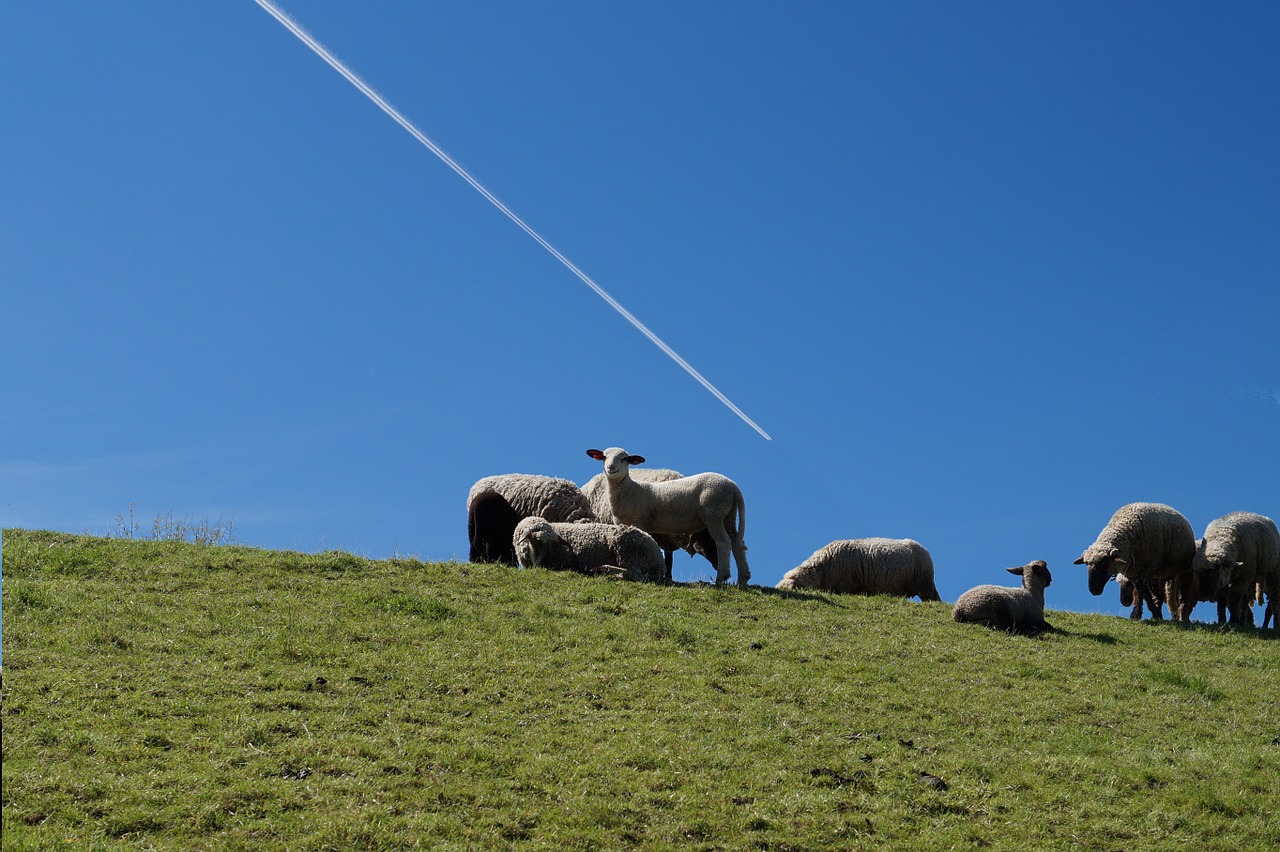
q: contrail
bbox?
[251,0,771,441]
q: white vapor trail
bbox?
[251,0,771,441]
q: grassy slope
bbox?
[2,528,1277,850]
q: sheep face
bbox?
[586,448,646,483]
[513,517,560,569]
[1008,561,1052,587]
[1074,548,1125,595]
[1192,537,1245,590]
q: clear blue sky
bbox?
[4,1,1277,619]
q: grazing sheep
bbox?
[467,474,594,524]
[952,560,1053,632]
[467,490,520,566]
[1117,573,1167,621]
[776,538,940,601]
[1191,511,1280,626]
[586,448,750,587]
[512,516,666,582]
[1074,502,1196,620]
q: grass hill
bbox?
[2,528,1277,850]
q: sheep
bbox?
[952,560,1053,632]
[1162,569,1231,624]
[582,469,720,582]
[586,448,750,587]
[1116,573,1165,620]
[467,473,594,524]
[512,516,666,582]
[1073,502,1196,621]
[775,538,940,601]
[467,489,521,566]
[1191,511,1280,626]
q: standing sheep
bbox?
[953,560,1053,633]
[776,538,940,601]
[1073,502,1196,621]
[586,448,750,587]
[582,469,720,581]
[512,516,666,583]
[467,490,520,566]
[1191,511,1280,626]
[1117,573,1165,620]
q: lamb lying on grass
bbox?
[512,517,666,583]
[776,538,940,601]
[952,560,1053,633]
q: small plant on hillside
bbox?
[113,501,141,539]
[111,503,237,545]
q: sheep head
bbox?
[513,517,560,569]
[1074,547,1125,596]
[1007,560,1051,588]
[1192,537,1245,589]
[586,448,646,483]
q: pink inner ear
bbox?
[586,449,605,460]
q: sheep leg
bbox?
[1139,583,1164,621]
[707,519,734,586]
[663,548,674,584]
[730,524,751,588]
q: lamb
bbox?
[1073,502,1196,621]
[1116,573,1165,620]
[586,448,750,587]
[582,468,720,582]
[775,538,941,601]
[467,489,521,566]
[467,474,594,524]
[952,560,1053,633]
[1191,511,1280,626]
[511,516,666,582]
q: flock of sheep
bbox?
[467,448,1279,632]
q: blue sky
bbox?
[3,1,1277,620]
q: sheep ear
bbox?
[1073,555,1086,565]
[586,449,606,461]
[627,455,646,465]
[1007,566,1024,576]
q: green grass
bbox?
[3,528,1277,850]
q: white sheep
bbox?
[1191,511,1280,626]
[775,538,940,601]
[952,560,1053,632]
[512,516,666,582]
[585,448,750,587]
[1073,502,1196,621]
[467,474,594,524]
[582,468,718,582]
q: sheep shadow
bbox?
[674,580,847,606]
[753,585,850,606]
[1136,618,1278,640]
[1048,628,1119,645]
